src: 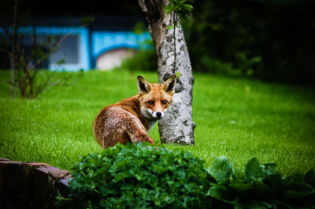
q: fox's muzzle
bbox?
[153,111,164,119]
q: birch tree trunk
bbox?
[138,0,195,145]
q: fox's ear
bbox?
[137,76,151,94]
[162,75,177,94]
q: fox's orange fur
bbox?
[93,75,176,148]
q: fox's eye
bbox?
[161,100,168,105]
[147,100,154,105]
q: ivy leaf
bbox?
[283,181,315,200]
[253,182,272,199]
[164,0,193,20]
[207,185,237,204]
[207,156,233,185]
[275,201,294,209]
[182,3,193,11]
[303,168,315,187]
[229,182,252,193]
[164,5,173,15]
[234,202,246,209]
[263,173,284,196]
[245,200,268,209]
[261,201,274,208]
[244,157,265,183]
[262,163,277,176]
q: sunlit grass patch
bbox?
[0,69,314,175]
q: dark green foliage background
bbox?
[186,0,315,84]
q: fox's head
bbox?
[137,75,176,120]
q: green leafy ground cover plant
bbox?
[57,144,315,209]
[57,143,211,209]
[206,156,315,209]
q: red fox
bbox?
[93,75,176,148]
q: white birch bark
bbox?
[138,0,195,144]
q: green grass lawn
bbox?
[0,69,314,175]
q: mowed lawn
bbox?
[0,69,314,175]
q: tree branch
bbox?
[138,0,163,25]
[138,0,148,13]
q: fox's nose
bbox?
[156,112,162,118]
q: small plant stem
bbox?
[173,12,176,74]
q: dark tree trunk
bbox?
[10,0,18,98]
[138,0,195,145]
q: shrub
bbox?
[57,143,211,209]
[206,156,315,208]
[57,144,315,209]
[199,56,239,76]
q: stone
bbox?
[5,162,24,192]
[32,169,53,198]
[0,159,71,208]
[26,162,51,168]
[35,166,49,175]
[55,177,72,197]
[47,166,71,180]
[0,160,23,165]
